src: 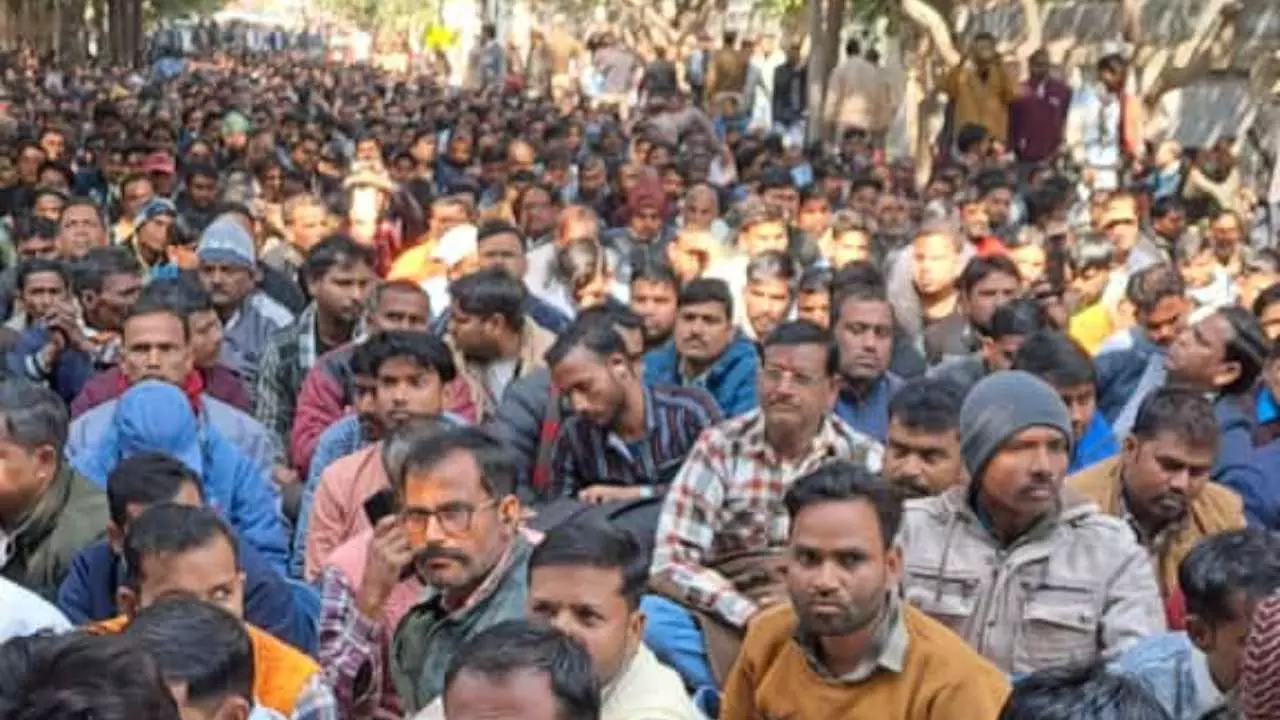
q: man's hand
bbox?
[355,515,414,619]
[271,464,299,487]
[577,484,648,505]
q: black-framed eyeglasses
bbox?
[401,499,497,536]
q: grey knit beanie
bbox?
[959,370,1073,480]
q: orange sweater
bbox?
[722,603,1010,720]
[93,615,319,716]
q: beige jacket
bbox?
[823,56,894,135]
[447,321,557,423]
[897,485,1165,676]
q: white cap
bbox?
[431,224,479,268]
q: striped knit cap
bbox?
[1243,593,1280,719]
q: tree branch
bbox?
[1140,0,1238,109]
[1012,0,1042,64]
[900,0,961,68]
[1121,0,1142,45]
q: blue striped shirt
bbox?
[549,385,723,499]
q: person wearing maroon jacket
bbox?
[289,280,430,472]
[70,276,250,418]
[1008,49,1072,166]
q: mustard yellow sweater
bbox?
[721,603,1010,720]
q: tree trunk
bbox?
[804,0,824,142]
[108,0,123,64]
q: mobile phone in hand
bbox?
[363,488,397,526]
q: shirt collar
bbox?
[604,385,657,456]
[793,592,909,682]
[741,411,842,466]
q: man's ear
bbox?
[107,522,125,554]
[1185,614,1214,653]
[117,585,139,618]
[1212,360,1242,392]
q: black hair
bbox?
[72,246,142,296]
[1129,386,1219,447]
[1126,264,1185,315]
[395,426,517,500]
[831,261,885,295]
[122,504,241,591]
[0,633,179,720]
[449,266,527,331]
[629,253,679,291]
[798,266,833,296]
[0,378,69,454]
[745,250,798,287]
[477,218,525,248]
[998,663,1172,720]
[444,620,600,720]
[1012,330,1096,388]
[15,258,70,294]
[784,460,902,549]
[955,124,991,155]
[1097,53,1129,75]
[958,255,1021,295]
[183,162,219,182]
[136,275,216,317]
[1218,306,1271,396]
[361,330,457,384]
[1179,528,1280,627]
[1151,195,1185,220]
[123,597,254,711]
[529,520,647,611]
[844,37,861,56]
[676,277,733,319]
[15,215,58,243]
[887,377,965,434]
[544,313,630,368]
[761,320,838,377]
[986,298,1045,340]
[302,233,376,282]
[1254,281,1280,318]
[832,280,891,325]
[107,452,203,529]
[124,294,191,340]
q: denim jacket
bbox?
[1111,632,1232,720]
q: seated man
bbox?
[66,291,277,473]
[318,427,530,717]
[446,267,557,423]
[882,377,967,499]
[94,503,336,719]
[927,297,1044,398]
[415,520,702,720]
[1112,529,1280,719]
[1001,663,1179,720]
[898,371,1165,675]
[0,379,106,597]
[57,452,312,652]
[643,278,759,418]
[70,380,290,573]
[831,281,904,442]
[289,280,431,476]
[71,276,251,417]
[124,597,283,720]
[647,321,883,695]
[304,330,458,579]
[723,461,1010,719]
[1013,329,1118,473]
[440,620,600,720]
[1069,388,1246,626]
[546,313,721,503]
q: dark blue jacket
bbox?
[8,326,97,405]
[1095,336,1162,424]
[1070,411,1119,474]
[643,333,759,418]
[55,539,315,653]
[1214,395,1280,529]
[834,373,903,443]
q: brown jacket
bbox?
[447,321,557,424]
[898,485,1165,675]
[1066,456,1245,600]
[705,48,748,101]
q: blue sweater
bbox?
[56,539,315,654]
[1070,411,1119,474]
[834,373,903,443]
[643,334,759,418]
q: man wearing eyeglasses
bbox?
[317,426,531,719]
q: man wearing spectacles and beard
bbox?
[318,426,531,719]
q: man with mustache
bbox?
[723,461,1009,719]
[643,278,759,418]
[832,282,903,442]
[898,370,1165,675]
[1069,388,1245,628]
[883,378,966,499]
[318,427,530,718]
[304,331,458,579]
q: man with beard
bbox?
[1069,388,1245,626]
[832,282,903,442]
[319,427,530,717]
[722,460,1009,719]
[629,258,679,352]
[304,330,458,579]
[883,378,966,499]
[898,371,1164,674]
[545,313,721,504]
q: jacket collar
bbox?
[5,465,74,561]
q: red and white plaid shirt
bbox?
[650,409,883,628]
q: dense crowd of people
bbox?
[0,17,1279,720]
